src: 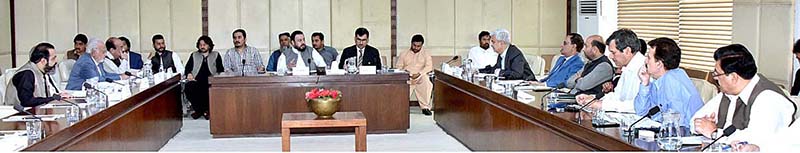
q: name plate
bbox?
[293,67,310,76]
[359,66,377,74]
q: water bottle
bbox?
[26,120,43,144]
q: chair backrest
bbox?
[59,59,76,82]
[525,55,546,76]
[690,78,718,103]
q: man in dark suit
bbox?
[337,27,382,69]
[119,36,144,70]
[478,29,536,81]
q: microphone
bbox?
[627,106,661,133]
[241,59,246,76]
[104,78,125,86]
[124,71,139,79]
[444,56,459,64]
[540,88,558,109]
[577,98,599,112]
[701,125,738,151]
[13,103,46,125]
[83,83,109,104]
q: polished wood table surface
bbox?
[209,73,409,138]
[433,70,644,151]
[0,75,184,151]
[281,112,367,152]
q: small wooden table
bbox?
[281,112,367,152]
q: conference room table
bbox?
[0,74,183,151]
[433,70,705,151]
[208,71,410,138]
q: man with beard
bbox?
[183,35,224,120]
[224,29,265,74]
[66,34,87,60]
[149,34,185,74]
[267,32,291,71]
[467,31,497,69]
[119,36,144,70]
[4,43,72,107]
[277,30,328,72]
[396,34,434,116]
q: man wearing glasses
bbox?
[691,44,797,149]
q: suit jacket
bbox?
[337,45,382,69]
[479,45,536,81]
[543,54,584,88]
[66,53,122,90]
[129,51,144,70]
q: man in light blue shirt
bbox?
[538,33,584,88]
[634,37,703,127]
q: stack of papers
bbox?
[0,106,18,119]
[0,130,27,151]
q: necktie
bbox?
[497,56,503,69]
[98,63,105,77]
[357,49,364,67]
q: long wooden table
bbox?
[209,73,409,138]
[433,70,643,151]
[10,75,184,151]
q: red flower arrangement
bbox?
[305,88,342,100]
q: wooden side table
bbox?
[281,111,367,152]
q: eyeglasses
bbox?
[711,71,729,78]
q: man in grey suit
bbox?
[478,29,536,81]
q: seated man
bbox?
[311,32,339,67]
[184,35,224,120]
[576,29,647,113]
[467,31,497,69]
[102,37,127,74]
[338,27,382,69]
[4,43,71,107]
[633,37,703,127]
[149,34,185,74]
[566,35,614,97]
[66,38,129,90]
[66,34,87,60]
[119,36,144,70]
[267,32,291,72]
[397,34,434,116]
[224,29,265,73]
[276,30,328,72]
[538,33,585,87]
[691,44,797,147]
[478,29,536,81]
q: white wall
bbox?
[6,0,202,68]
[3,0,566,70]
[732,0,795,87]
[0,1,11,72]
[398,0,567,58]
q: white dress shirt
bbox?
[103,54,129,74]
[499,46,509,70]
[600,52,647,113]
[467,46,497,69]
[277,47,328,72]
[690,75,795,146]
